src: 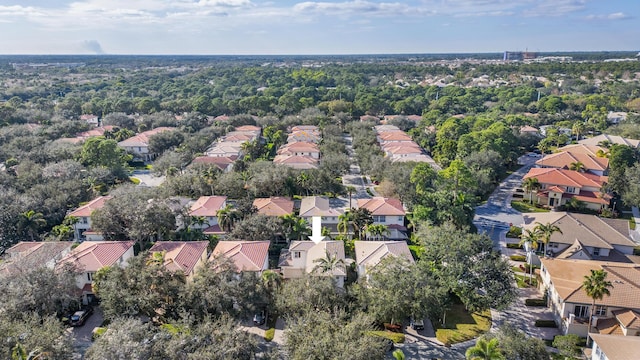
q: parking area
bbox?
[71,306,103,357]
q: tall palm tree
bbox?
[583,269,613,340]
[312,250,345,274]
[346,186,356,209]
[572,121,584,141]
[291,217,311,241]
[297,172,310,196]
[465,337,504,360]
[533,222,562,258]
[569,161,585,172]
[18,210,47,242]
[522,177,541,204]
[519,229,539,284]
[350,207,373,240]
[217,204,238,233]
[337,211,354,237]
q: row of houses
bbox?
[373,125,439,169]
[273,125,321,170]
[0,238,414,305]
[69,195,408,242]
[518,211,640,352]
[190,125,263,172]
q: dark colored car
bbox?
[70,306,93,327]
[253,310,266,325]
[410,318,424,330]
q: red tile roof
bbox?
[56,241,134,272]
[189,196,227,217]
[149,241,208,276]
[253,197,295,217]
[69,196,113,217]
[191,156,236,170]
[524,168,607,189]
[357,197,405,216]
[212,241,270,272]
[118,127,175,147]
[536,150,609,173]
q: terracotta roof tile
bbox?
[149,241,208,276]
[118,127,175,147]
[523,168,607,188]
[189,196,227,217]
[354,241,414,268]
[56,241,134,272]
[211,241,270,272]
[589,334,640,360]
[253,197,294,217]
[69,196,113,217]
[357,197,405,216]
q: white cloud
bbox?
[292,1,425,17]
[585,12,632,21]
[522,0,587,17]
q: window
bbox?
[566,186,576,193]
[397,216,403,222]
[373,215,386,223]
[593,247,600,256]
[82,217,88,224]
[87,272,95,282]
[293,251,301,259]
[595,306,607,316]
[574,305,589,318]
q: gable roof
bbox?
[56,241,134,272]
[234,125,261,132]
[299,196,341,217]
[354,241,414,268]
[118,127,175,147]
[273,155,319,169]
[211,241,270,272]
[277,142,320,154]
[523,167,607,188]
[613,309,640,330]
[540,258,640,309]
[357,197,405,216]
[149,241,208,276]
[1,241,73,275]
[191,156,236,171]
[536,150,609,173]
[589,334,640,360]
[282,240,346,276]
[377,132,413,141]
[579,134,640,148]
[69,196,113,217]
[522,212,634,250]
[253,197,294,217]
[189,196,227,217]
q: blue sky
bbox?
[0,0,637,54]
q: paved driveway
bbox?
[71,306,103,358]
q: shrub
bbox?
[535,319,557,328]
[92,327,107,341]
[264,328,275,342]
[510,255,526,262]
[506,243,522,249]
[506,226,522,238]
[366,331,405,343]
[525,298,547,307]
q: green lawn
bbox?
[435,304,492,346]
[511,200,550,213]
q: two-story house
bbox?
[56,241,135,305]
[68,196,113,241]
[539,258,640,337]
[253,197,295,217]
[523,168,610,210]
[357,197,407,240]
[353,241,414,279]
[148,241,209,280]
[278,240,346,287]
[299,196,342,234]
[211,241,270,272]
[579,134,640,149]
[188,196,228,236]
[0,242,73,275]
[522,212,637,262]
[276,142,321,159]
[536,144,610,176]
[118,127,176,162]
[590,334,640,360]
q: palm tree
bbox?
[365,224,390,241]
[519,229,539,284]
[533,222,563,258]
[18,210,47,242]
[350,207,374,240]
[465,337,504,360]
[569,161,585,172]
[337,211,354,237]
[346,186,356,209]
[291,217,311,240]
[583,269,613,341]
[312,250,345,274]
[297,172,310,196]
[522,177,541,204]
[217,205,238,233]
[572,121,584,141]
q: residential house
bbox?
[188,196,228,236]
[520,125,541,137]
[523,167,610,210]
[536,146,609,176]
[376,131,413,144]
[539,258,640,337]
[56,241,135,304]
[253,197,295,217]
[191,156,236,172]
[234,125,262,134]
[118,127,176,162]
[276,142,321,159]
[148,241,209,279]
[357,197,407,240]
[211,241,270,272]
[353,241,414,279]
[80,114,100,126]
[374,125,402,133]
[68,196,113,241]
[299,196,342,233]
[278,240,346,287]
[522,212,638,262]
[360,115,380,123]
[540,125,572,138]
[287,129,321,144]
[606,111,628,125]
[205,143,244,158]
[273,154,319,170]
[0,242,73,275]
[579,134,640,149]
[590,334,640,360]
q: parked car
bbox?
[253,310,266,325]
[410,317,424,330]
[70,307,94,327]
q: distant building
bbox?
[503,51,536,61]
